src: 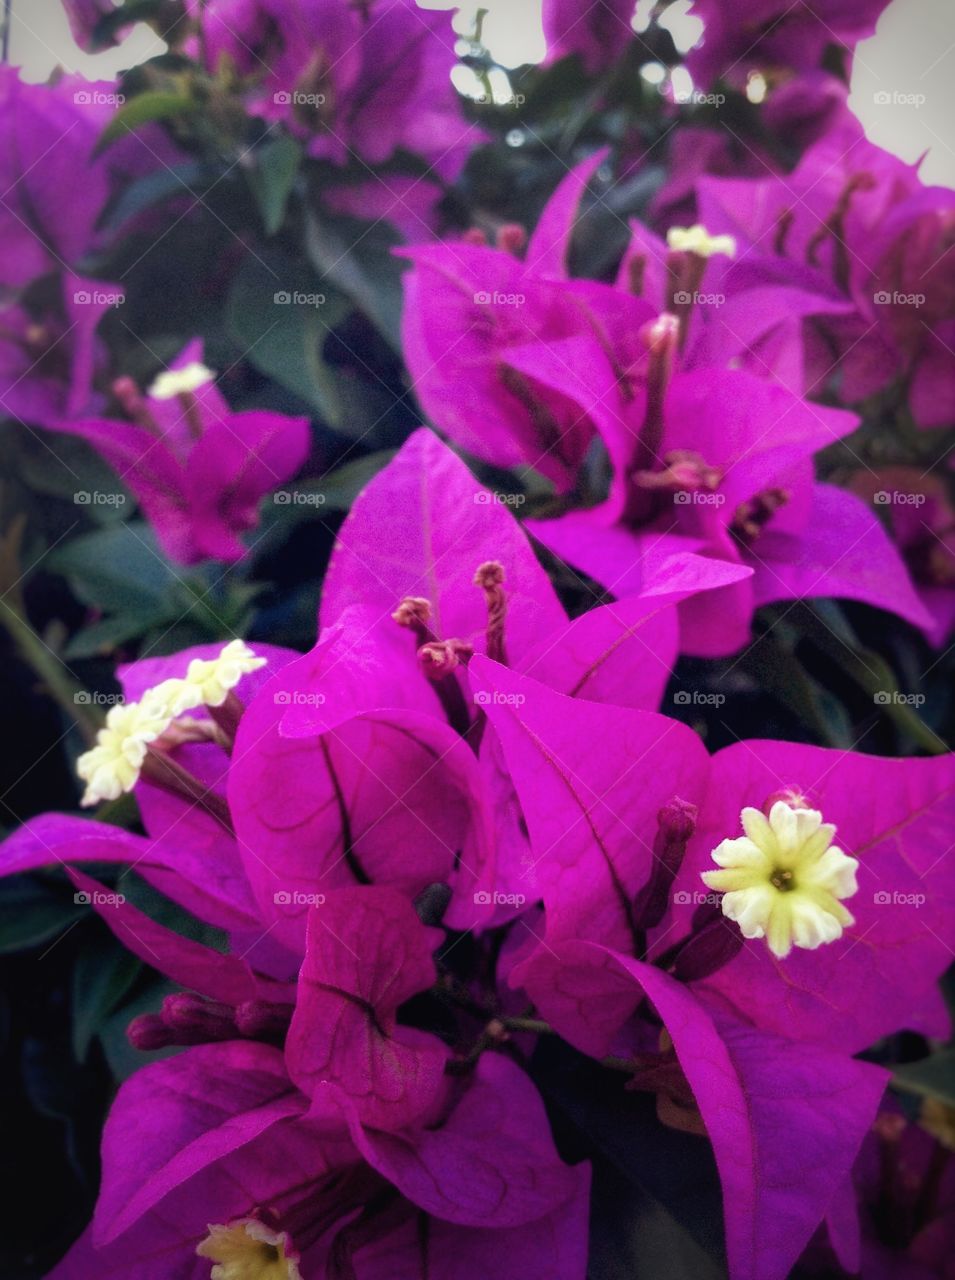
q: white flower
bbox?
[179,640,267,708]
[75,642,265,804]
[666,223,737,259]
[197,1218,302,1280]
[701,800,859,959]
[76,690,175,806]
[148,361,216,400]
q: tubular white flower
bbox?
[75,642,265,804]
[701,800,859,959]
[666,223,737,259]
[148,361,216,400]
[197,1219,302,1280]
[178,640,267,708]
[76,691,175,806]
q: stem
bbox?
[0,598,100,742]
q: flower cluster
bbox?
[1,3,953,1280]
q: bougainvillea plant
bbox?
[0,1,952,1278]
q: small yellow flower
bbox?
[701,801,859,959]
[76,691,175,806]
[178,639,267,708]
[75,642,265,804]
[148,361,216,400]
[666,223,737,259]
[197,1219,302,1280]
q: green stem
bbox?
[0,600,101,743]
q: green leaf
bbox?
[0,876,76,955]
[228,253,347,426]
[72,941,142,1062]
[97,90,198,152]
[306,210,405,350]
[48,522,179,616]
[588,1159,726,1280]
[894,1051,955,1109]
[532,1039,725,1264]
[246,136,302,236]
[303,451,397,512]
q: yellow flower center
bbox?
[197,1220,302,1280]
[666,223,737,259]
[700,800,859,959]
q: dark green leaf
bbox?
[894,1051,955,1109]
[228,253,348,425]
[246,136,303,236]
[0,876,76,955]
[72,942,142,1062]
[306,210,405,350]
